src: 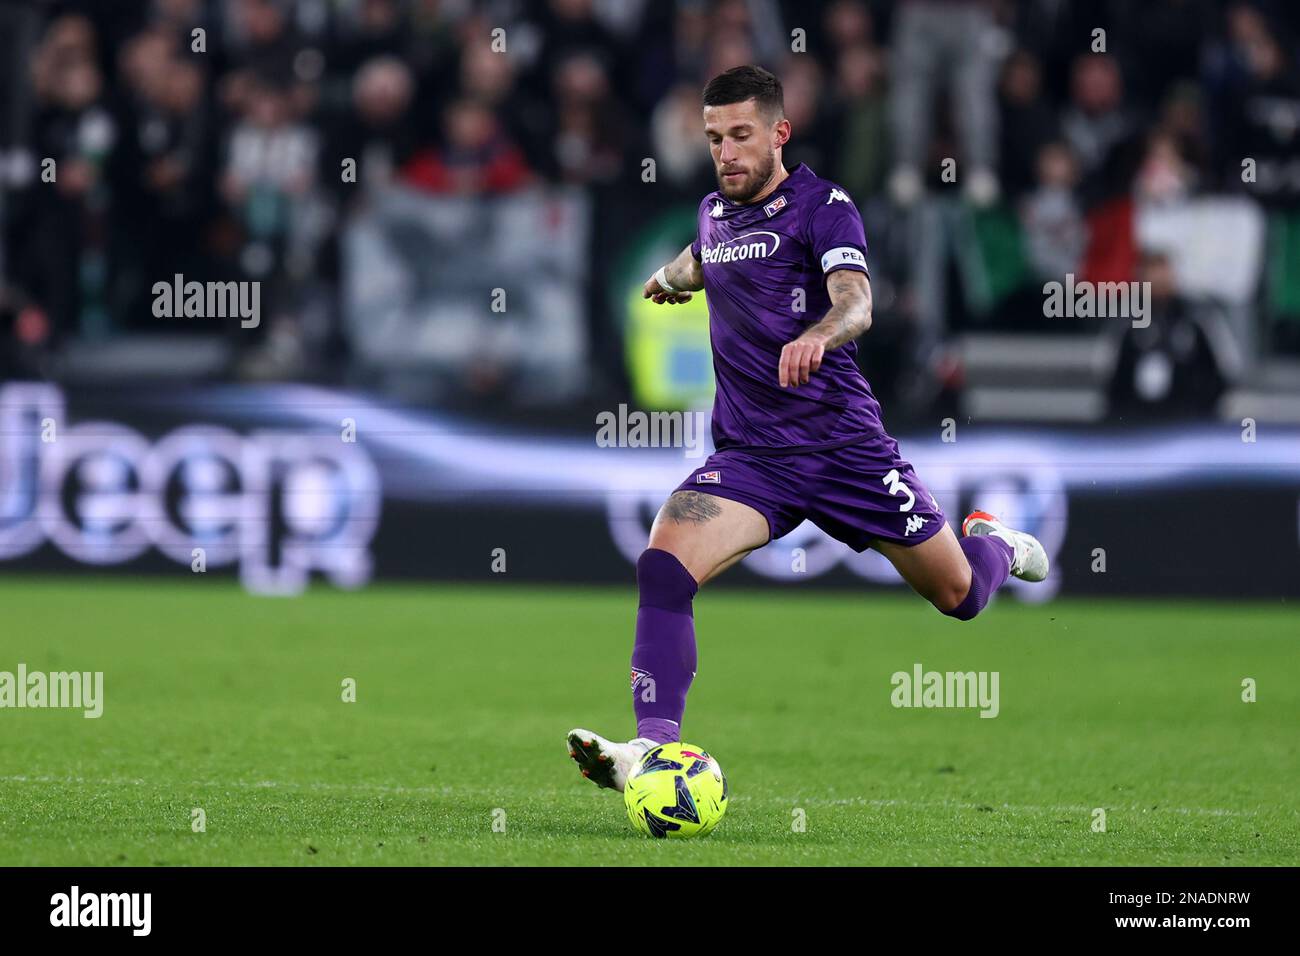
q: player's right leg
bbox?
[567,491,768,791]
[644,490,771,585]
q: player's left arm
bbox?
[778,269,872,388]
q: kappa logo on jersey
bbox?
[699,231,781,265]
[904,515,927,537]
[763,195,787,217]
[826,188,850,204]
[709,200,725,218]
[696,470,721,484]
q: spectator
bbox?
[1108,252,1225,418]
[1020,141,1086,282]
[221,75,318,227]
[777,54,832,173]
[997,50,1059,199]
[823,0,877,57]
[403,97,534,194]
[220,0,302,112]
[24,15,116,339]
[888,0,1001,207]
[1134,130,1196,205]
[325,54,421,198]
[110,48,215,325]
[1061,53,1134,178]
[1156,81,1209,180]
[458,36,551,178]
[1213,8,1300,205]
[670,3,714,82]
[527,0,626,98]
[827,44,889,200]
[548,52,631,185]
[649,82,713,192]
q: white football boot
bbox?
[566,729,657,793]
[961,510,1049,582]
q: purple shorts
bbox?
[674,441,946,551]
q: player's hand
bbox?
[778,334,827,388]
[643,275,694,305]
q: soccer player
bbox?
[568,66,1047,791]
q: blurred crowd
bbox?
[0,0,1298,405]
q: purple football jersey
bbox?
[690,163,887,456]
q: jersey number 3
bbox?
[882,469,915,512]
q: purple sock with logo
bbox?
[945,535,1014,621]
[630,548,698,743]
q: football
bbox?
[624,742,728,838]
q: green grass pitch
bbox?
[1,576,1296,866]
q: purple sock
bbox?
[945,535,1014,621]
[630,548,698,743]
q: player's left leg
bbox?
[874,512,1048,619]
[804,445,1046,619]
[875,522,1006,619]
[873,522,973,613]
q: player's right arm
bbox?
[643,244,703,304]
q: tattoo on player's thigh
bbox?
[662,491,723,524]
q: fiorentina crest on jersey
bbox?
[696,471,721,484]
[763,195,787,217]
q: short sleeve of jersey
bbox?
[690,233,701,260]
[805,191,869,277]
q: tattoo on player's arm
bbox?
[666,244,705,291]
[662,491,722,524]
[803,270,873,350]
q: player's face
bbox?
[703,99,788,202]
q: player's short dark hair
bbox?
[702,65,784,120]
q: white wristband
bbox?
[653,265,679,293]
